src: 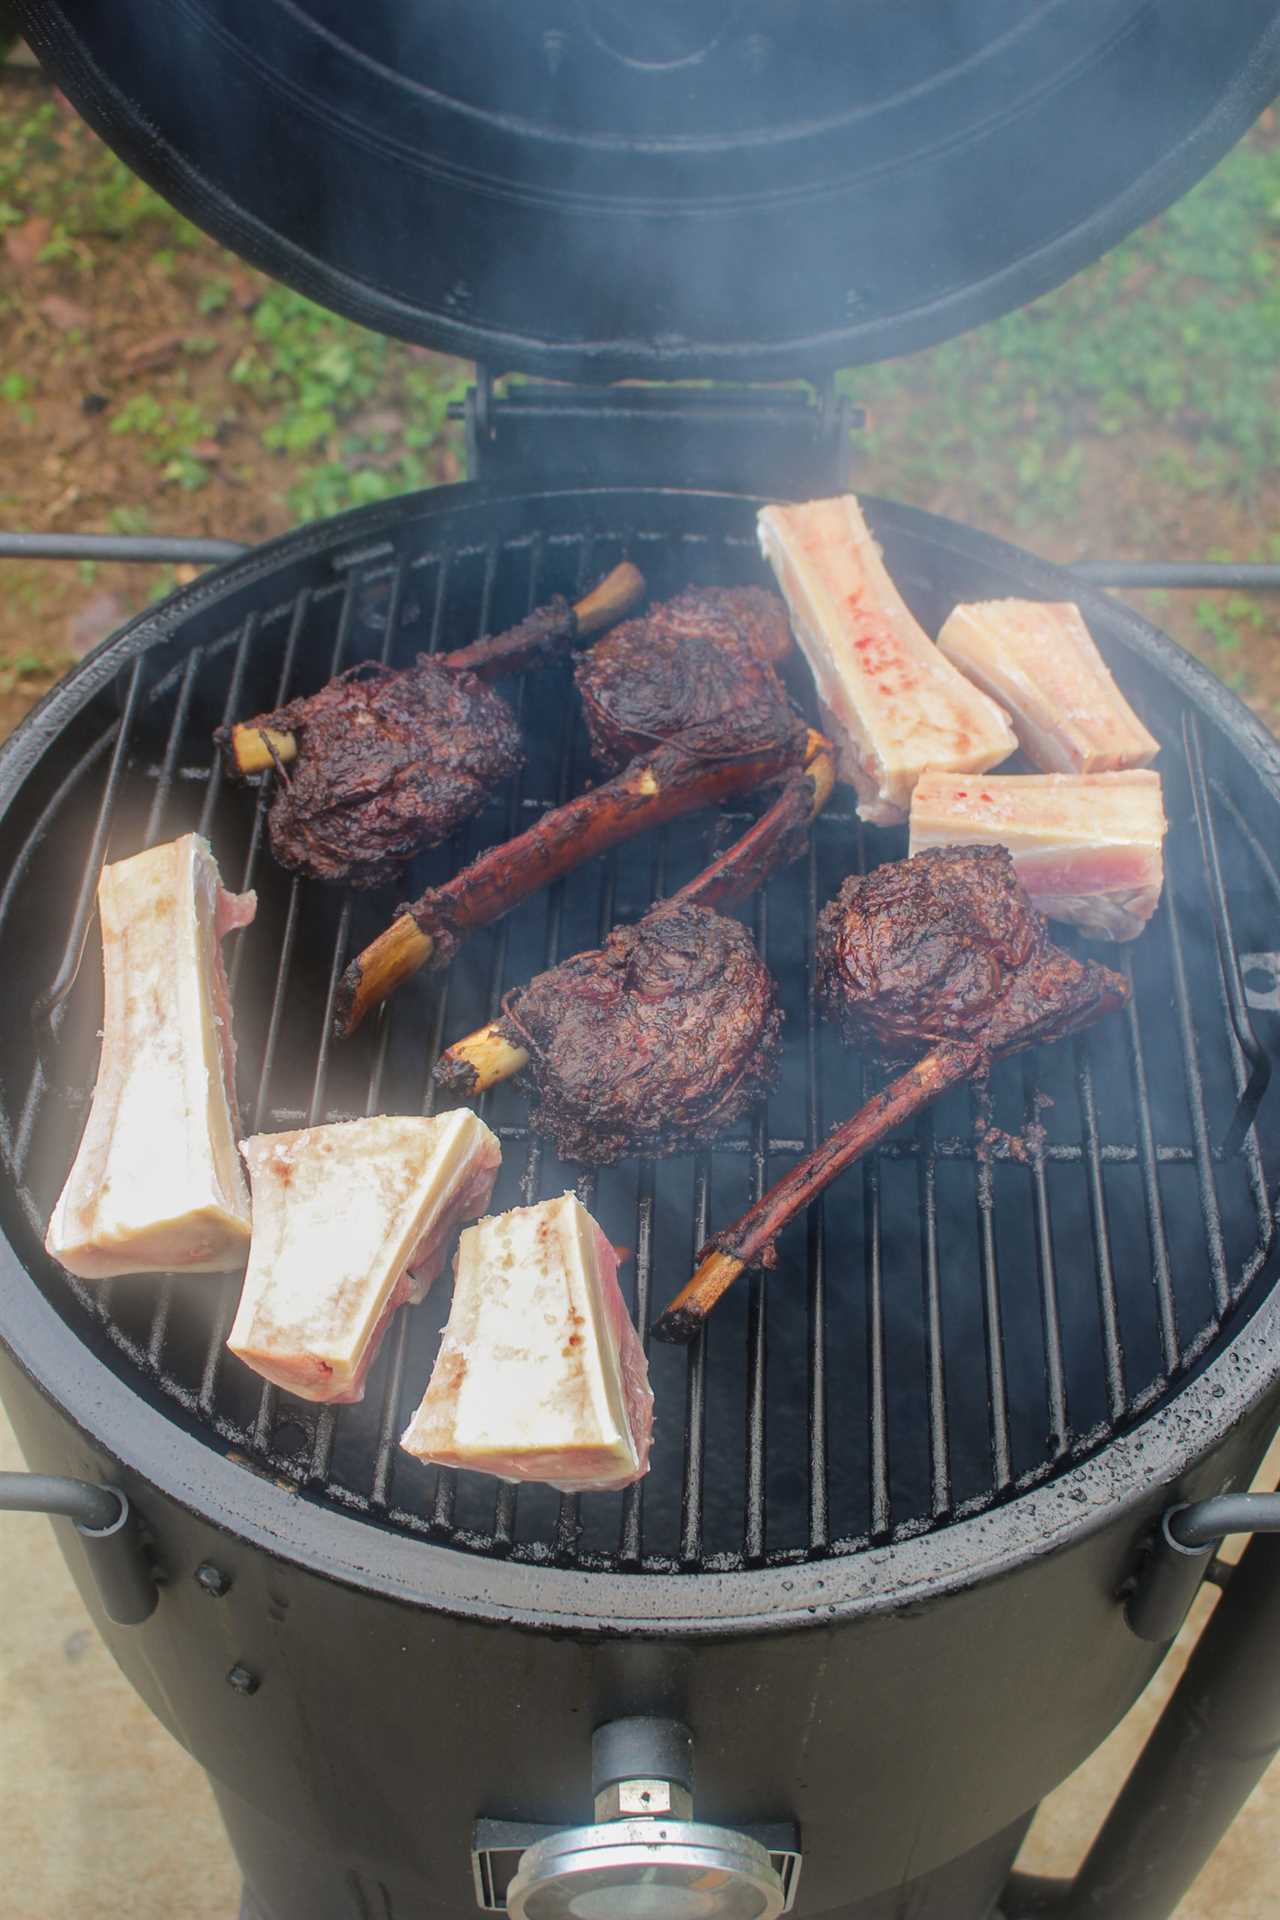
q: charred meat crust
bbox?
[816,843,1128,1061]
[496,901,783,1165]
[574,588,803,775]
[230,657,523,889]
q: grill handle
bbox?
[1126,1491,1280,1644]
[1004,1488,1280,1920]
[0,1472,158,1625]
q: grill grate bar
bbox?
[143,649,202,849]
[199,615,259,840]
[864,1141,890,1538]
[972,1090,1013,1494]
[17,657,147,1177]
[1023,1059,1069,1457]
[1163,880,1230,1315]
[679,1160,711,1565]
[1076,1039,1127,1425]
[227,588,311,999]
[140,644,214,1369]
[619,1173,655,1564]
[804,833,829,1554]
[13,505,1280,1579]
[1120,950,1179,1375]
[743,888,770,1566]
[1184,714,1272,1156]
[918,1112,952,1521]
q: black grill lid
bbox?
[16,0,1280,379]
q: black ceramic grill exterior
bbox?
[3,488,1277,1581]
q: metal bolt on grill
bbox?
[1,494,1277,1580]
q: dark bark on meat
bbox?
[496,903,782,1164]
[657,586,794,663]
[218,564,645,887]
[816,843,1127,1059]
[248,659,523,889]
[336,585,804,1030]
[575,587,802,773]
[435,740,831,1150]
[653,846,1129,1341]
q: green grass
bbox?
[0,94,468,518]
[1,85,1277,538]
[843,131,1280,526]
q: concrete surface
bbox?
[2,1406,1277,1920]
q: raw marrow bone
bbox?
[401,1191,653,1493]
[936,599,1159,774]
[757,494,1016,824]
[909,769,1167,942]
[229,1111,500,1404]
[46,833,255,1279]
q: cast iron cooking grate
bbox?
[1,489,1277,1574]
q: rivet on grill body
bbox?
[226,1665,259,1696]
[195,1562,232,1598]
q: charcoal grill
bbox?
[5,6,1280,1920]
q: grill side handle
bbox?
[0,1471,158,1625]
[1003,1487,1280,1920]
[1125,1490,1280,1644]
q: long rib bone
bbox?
[335,735,804,1035]
[653,857,1128,1343]
[434,728,835,1096]
[224,562,645,777]
[653,1041,985,1342]
[46,834,256,1279]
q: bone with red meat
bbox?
[401,1191,653,1493]
[936,599,1159,774]
[757,494,1017,823]
[227,1111,500,1403]
[909,769,1167,941]
[45,833,256,1280]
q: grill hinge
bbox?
[453,366,860,496]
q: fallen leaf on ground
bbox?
[122,330,186,372]
[4,216,51,272]
[39,295,90,334]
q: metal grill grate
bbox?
[1,489,1276,1575]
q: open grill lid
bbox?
[15,0,1280,380]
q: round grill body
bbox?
[2,486,1279,1917]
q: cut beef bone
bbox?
[653,846,1128,1342]
[46,834,256,1280]
[909,768,1167,941]
[758,494,1016,823]
[936,599,1160,774]
[401,1192,653,1493]
[229,1110,500,1404]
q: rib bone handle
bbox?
[336,738,800,1036]
[225,563,645,777]
[434,730,833,1096]
[651,1041,986,1343]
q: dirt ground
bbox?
[0,60,1276,739]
